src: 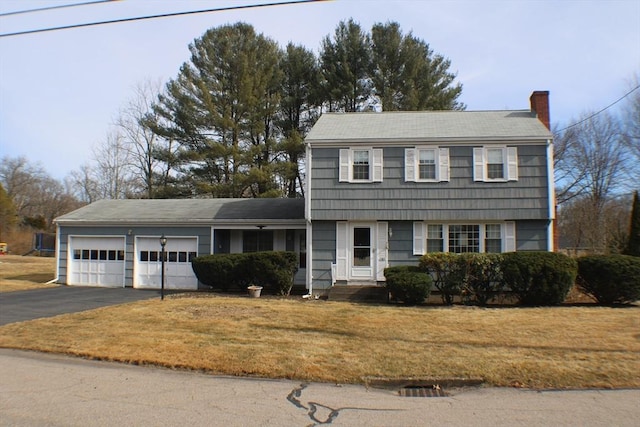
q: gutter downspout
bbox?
[546,138,556,251]
[304,143,313,298]
[50,223,60,284]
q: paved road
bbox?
[0,286,159,326]
[0,349,638,427]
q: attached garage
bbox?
[68,236,125,287]
[134,236,198,290]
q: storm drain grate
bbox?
[399,385,449,397]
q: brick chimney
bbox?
[530,91,550,130]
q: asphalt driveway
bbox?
[0,286,159,326]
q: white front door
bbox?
[335,222,388,282]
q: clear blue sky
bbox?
[1,0,639,180]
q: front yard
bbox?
[1,254,638,389]
[0,295,638,389]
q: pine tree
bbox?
[626,190,640,256]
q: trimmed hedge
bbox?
[577,255,640,305]
[501,252,577,306]
[191,251,298,295]
[384,266,432,305]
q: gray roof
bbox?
[305,110,553,144]
[55,198,305,225]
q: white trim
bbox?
[306,220,313,292]
[335,222,348,280]
[305,145,312,221]
[546,139,555,220]
[54,224,60,283]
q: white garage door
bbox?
[68,236,126,287]
[135,237,198,290]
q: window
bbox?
[419,149,436,180]
[473,146,518,182]
[485,224,502,253]
[339,148,383,183]
[486,148,504,179]
[352,150,370,180]
[427,224,444,252]
[405,147,449,182]
[243,230,274,252]
[449,225,480,253]
[353,227,371,267]
[413,222,516,254]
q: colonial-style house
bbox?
[54,91,554,296]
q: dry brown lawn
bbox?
[0,255,57,292]
[0,294,638,389]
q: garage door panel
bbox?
[68,236,125,287]
[135,237,198,290]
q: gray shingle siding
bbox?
[310,145,550,221]
[310,221,336,290]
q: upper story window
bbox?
[405,147,450,182]
[339,148,383,183]
[473,146,518,182]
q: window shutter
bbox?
[507,147,518,181]
[405,148,416,182]
[473,147,485,181]
[376,222,388,281]
[504,221,516,252]
[339,149,350,182]
[372,149,383,182]
[335,222,348,279]
[413,222,425,255]
[439,148,450,182]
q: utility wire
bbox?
[0,0,116,17]
[557,84,640,133]
[0,0,326,38]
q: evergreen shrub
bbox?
[458,253,505,305]
[191,251,298,295]
[501,251,577,306]
[577,255,640,304]
[384,265,432,305]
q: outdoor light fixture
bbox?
[159,234,167,300]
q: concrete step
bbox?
[328,285,388,303]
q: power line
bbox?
[0,0,326,38]
[557,84,640,133]
[0,0,116,18]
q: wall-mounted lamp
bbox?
[388,227,393,238]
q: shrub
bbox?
[246,251,298,296]
[501,252,577,306]
[577,255,640,305]
[458,253,505,305]
[419,253,465,304]
[191,251,298,295]
[384,266,432,305]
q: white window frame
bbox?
[405,147,450,182]
[473,146,518,182]
[413,222,516,255]
[339,148,383,183]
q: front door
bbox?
[335,221,388,283]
